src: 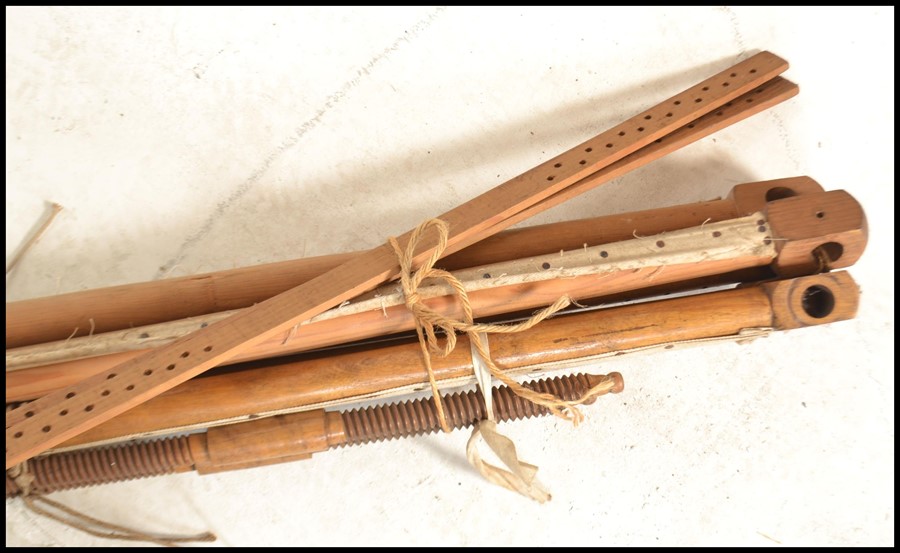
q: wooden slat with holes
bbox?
[6,51,789,468]
[4,78,799,352]
[492,76,799,233]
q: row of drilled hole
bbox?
[12,67,763,437]
[520,226,734,274]
[544,69,759,182]
[12,345,214,439]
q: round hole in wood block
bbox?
[764,186,797,202]
[801,285,835,319]
[814,242,844,263]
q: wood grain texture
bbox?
[55,271,861,451]
[4,88,807,390]
[6,214,775,395]
[765,190,868,277]
[760,272,859,330]
[5,75,796,351]
[58,284,777,448]
[7,184,864,407]
[476,76,800,236]
[5,51,789,468]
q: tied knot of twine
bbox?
[388,218,615,501]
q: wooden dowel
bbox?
[5,188,867,402]
[5,52,790,468]
[8,172,820,369]
[50,271,859,451]
[5,80,800,350]
[6,213,777,382]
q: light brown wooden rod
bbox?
[5,51,788,468]
[54,271,860,451]
[4,254,768,402]
[5,76,799,351]
[3,183,861,403]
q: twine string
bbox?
[388,218,615,500]
[8,461,215,547]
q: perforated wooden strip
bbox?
[6,51,788,468]
[479,76,799,238]
[4,78,799,378]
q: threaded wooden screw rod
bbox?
[6,372,622,497]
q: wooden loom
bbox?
[5,50,868,491]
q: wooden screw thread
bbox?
[340,373,621,446]
[5,436,194,497]
[6,372,622,497]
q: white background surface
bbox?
[5,6,894,547]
